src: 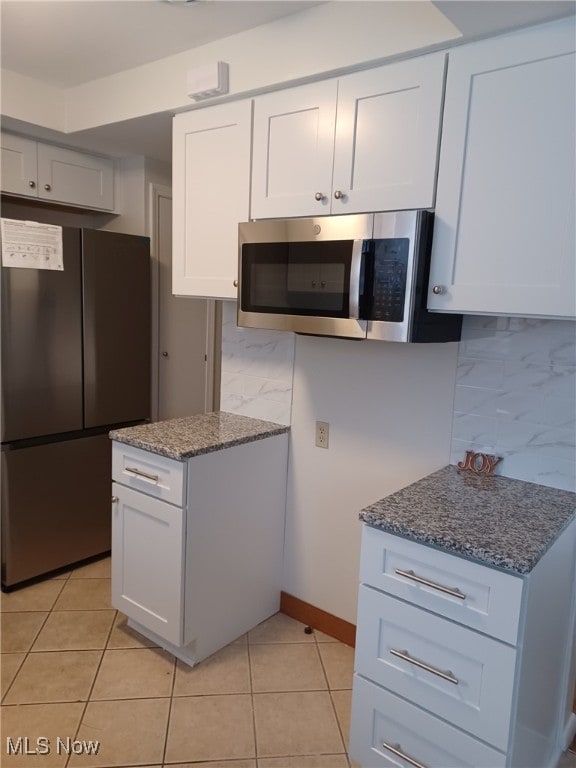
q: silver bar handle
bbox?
[390,648,459,685]
[395,568,466,600]
[125,466,159,483]
[349,239,364,319]
[382,742,428,768]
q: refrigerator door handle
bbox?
[124,466,159,484]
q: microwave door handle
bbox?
[349,240,363,319]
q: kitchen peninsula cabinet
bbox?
[172,101,252,299]
[427,17,576,319]
[0,132,115,210]
[110,412,289,665]
[251,52,446,219]
[350,466,576,768]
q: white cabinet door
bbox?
[251,80,337,219]
[1,132,115,210]
[1,133,38,196]
[111,482,184,646]
[172,101,252,299]
[333,52,445,214]
[428,18,576,318]
[37,143,115,210]
[350,675,507,768]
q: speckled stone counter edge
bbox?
[109,412,290,461]
[359,465,576,575]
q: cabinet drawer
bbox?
[112,442,185,506]
[349,674,507,768]
[360,525,524,644]
[355,585,516,750]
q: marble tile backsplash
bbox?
[450,316,576,491]
[220,305,575,490]
[220,301,295,426]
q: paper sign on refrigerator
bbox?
[0,218,64,270]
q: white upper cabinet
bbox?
[1,132,115,211]
[251,52,446,219]
[428,18,576,318]
[172,101,252,300]
[1,134,38,197]
[37,144,114,210]
[333,56,446,214]
[251,80,338,219]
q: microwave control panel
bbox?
[370,238,409,323]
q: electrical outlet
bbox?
[315,421,329,449]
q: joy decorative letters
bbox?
[457,450,503,476]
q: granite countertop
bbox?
[359,465,576,575]
[110,411,290,461]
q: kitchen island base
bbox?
[110,413,290,667]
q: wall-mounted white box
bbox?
[187,62,229,101]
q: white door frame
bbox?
[148,182,216,422]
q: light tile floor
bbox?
[2,557,576,768]
[1,557,356,768]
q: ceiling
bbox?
[0,1,323,88]
[1,0,574,164]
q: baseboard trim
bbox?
[280,591,356,647]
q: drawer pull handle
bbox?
[390,648,459,685]
[395,568,466,600]
[382,742,428,768]
[125,466,159,483]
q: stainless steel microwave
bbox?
[237,211,462,342]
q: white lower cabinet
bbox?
[111,434,288,664]
[350,524,576,768]
[111,482,184,646]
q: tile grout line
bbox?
[247,631,260,768]
[160,647,178,766]
[63,588,118,768]
[315,638,350,759]
[0,578,66,705]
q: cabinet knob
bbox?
[233,279,238,288]
[28,180,36,189]
[111,496,119,503]
[161,351,169,358]
[43,184,51,191]
[314,192,325,201]
[333,190,345,200]
[432,285,445,295]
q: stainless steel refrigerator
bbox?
[1,227,151,588]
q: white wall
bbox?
[4,2,457,135]
[219,312,576,622]
[100,156,171,236]
[283,335,459,623]
[451,316,576,491]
